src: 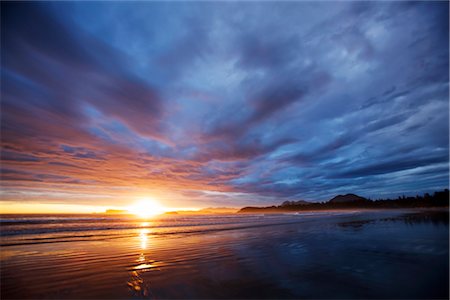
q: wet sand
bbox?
[1,209,448,299]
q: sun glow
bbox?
[128,198,165,218]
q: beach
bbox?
[1,209,448,299]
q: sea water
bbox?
[1,209,448,299]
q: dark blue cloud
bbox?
[1,1,448,207]
[1,150,41,162]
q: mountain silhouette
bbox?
[238,189,449,213]
[329,194,368,203]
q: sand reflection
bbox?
[127,270,150,298]
[140,228,149,250]
[127,224,151,297]
[135,225,161,271]
[127,223,163,298]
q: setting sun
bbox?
[128,198,165,218]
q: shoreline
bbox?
[1,209,448,299]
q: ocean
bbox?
[1,209,448,299]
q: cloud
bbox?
[1,2,167,145]
[1,151,41,162]
[1,1,448,207]
[335,153,449,178]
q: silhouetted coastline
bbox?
[238,189,449,213]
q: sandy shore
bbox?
[1,209,448,299]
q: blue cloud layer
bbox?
[1,2,448,207]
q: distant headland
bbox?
[101,190,449,215]
[238,189,449,213]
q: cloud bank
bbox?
[1,1,448,208]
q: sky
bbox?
[1,1,449,213]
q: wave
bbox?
[0,218,316,247]
[0,212,353,247]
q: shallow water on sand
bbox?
[1,209,448,299]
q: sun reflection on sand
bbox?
[134,228,162,271]
[140,228,149,250]
[127,271,150,298]
[127,223,162,298]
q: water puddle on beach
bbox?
[1,209,448,299]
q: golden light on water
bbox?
[128,198,166,218]
[133,225,162,273]
[140,228,149,250]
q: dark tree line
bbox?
[238,189,449,213]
